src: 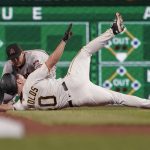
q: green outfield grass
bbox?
[1,135,150,150]
[9,106,150,125]
[1,106,150,150]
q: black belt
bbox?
[62,82,73,107]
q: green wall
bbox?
[0,6,150,98]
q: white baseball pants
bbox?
[64,29,150,109]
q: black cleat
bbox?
[111,12,125,35]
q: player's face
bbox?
[11,52,25,67]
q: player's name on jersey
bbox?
[0,7,150,21]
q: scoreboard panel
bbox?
[98,22,150,98]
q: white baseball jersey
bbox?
[2,50,56,103]
[14,29,150,110]
[17,63,69,110]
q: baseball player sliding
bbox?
[0,12,150,111]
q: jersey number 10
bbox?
[38,96,57,109]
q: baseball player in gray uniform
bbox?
[1,13,150,111]
[3,46,56,79]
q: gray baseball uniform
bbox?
[3,50,56,79]
[14,29,150,110]
[2,50,56,103]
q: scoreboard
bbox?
[0,6,150,98]
[99,23,150,98]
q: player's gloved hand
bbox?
[62,23,73,42]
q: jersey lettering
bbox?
[38,96,57,108]
[27,86,38,107]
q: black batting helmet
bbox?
[0,73,18,96]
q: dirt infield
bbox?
[1,112,150,136]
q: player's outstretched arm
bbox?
[45,23,72,71]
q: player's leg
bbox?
[64,13,125,99]
[109,90,150,108]
[66,12,124,79]
[84,12,124,55]
[82,29,114,55]
[88,82,150,109]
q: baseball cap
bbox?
[6,43,23,60]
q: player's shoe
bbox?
[111,12,125,35]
